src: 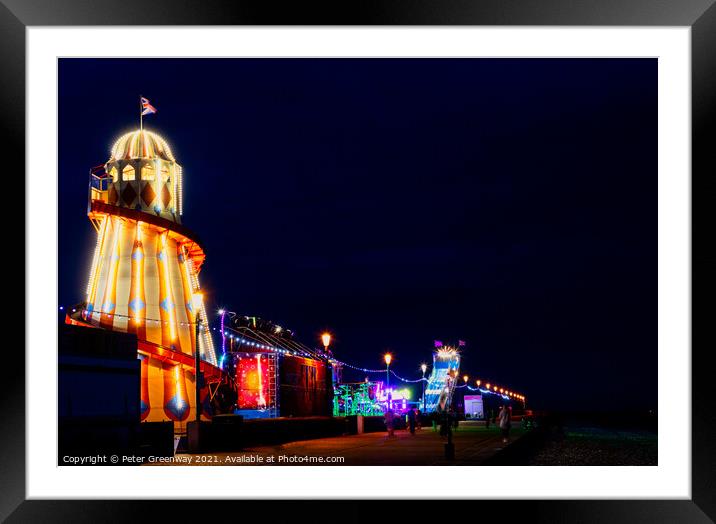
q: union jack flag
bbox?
[141,97,157,116]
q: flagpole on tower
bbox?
[139,95,143,131]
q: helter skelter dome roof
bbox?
[109,129,177,162]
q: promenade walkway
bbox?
[155,421,524,466]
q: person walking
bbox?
[407,407,417,435]
[498,405,512,444]
[385,408,396,437]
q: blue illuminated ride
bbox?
[423,346,461,413]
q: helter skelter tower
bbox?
[70,128,218,429]
[423,345,461,413]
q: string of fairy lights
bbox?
[331,356,525,402]
[332,360,388,374]
[454,379,526,402]
[60,304,525,402]
[60,306,207,328]
[218,327,311,358]
[389,369,428,383]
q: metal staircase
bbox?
[266,352,279,418]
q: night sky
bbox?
[58,59,656,412]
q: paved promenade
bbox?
[153,421,524,466]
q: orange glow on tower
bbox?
[73,127,218,429]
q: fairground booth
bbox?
[216,314,334,419]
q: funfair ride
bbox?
[423,346,461,413]
[332,381,412,417]
[67,128,220,432]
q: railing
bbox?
[88,165,110,211]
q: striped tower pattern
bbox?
[162,362,190,421]
[77,128,220,429]
[156,231,180,351]
[177,245,196,357]
[100,219,121,330]
[128,222,147,340]
[85,216,109,321]
[113,220,133,333]
[167,241,192,355]
[142,228,162,346]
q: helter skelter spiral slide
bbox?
[67,127,220,433]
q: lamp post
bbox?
[194,310,202,425]
[384,353,392,408]
[219,308,225,355]
[192,292,205,425]
[321,332,341,386]
[189,294,208,453]
[321,332,332,353]
[217,309,236,369]
[445,369,456,460]
[421,363,427,412]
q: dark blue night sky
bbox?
[58,59,656,412]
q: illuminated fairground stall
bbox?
[66,128,221,434]
[218,315,334,419]
[332,381,414,417]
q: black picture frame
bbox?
[4,0,712,521]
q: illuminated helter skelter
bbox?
[423,346,461,413]
[70,128,218,431]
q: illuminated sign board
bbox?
[464,394,484,419]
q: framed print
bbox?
[4,0,713,521]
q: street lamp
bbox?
[476,379,481,387]
[218,308,236,369]
[463,375,469,383]
[421,363,427,412]
[384,353,392,406]
[192,292,205,426]
[321,332,332,353]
